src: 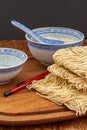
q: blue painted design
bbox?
[26,27,84,50]
[33,27,84,40]
[26,39,82,50]
[0,65,22,73]
[0,48,27,61]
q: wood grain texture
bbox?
[0,40,87,130]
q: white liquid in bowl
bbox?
[40,33,80,44]
[0,54,22,68]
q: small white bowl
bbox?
[0,48,28,84]
[25,27,84,66]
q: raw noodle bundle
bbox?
[53,46,87,78]
[47,63,87,92]
[27,73,87,115]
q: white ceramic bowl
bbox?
[25,27,84,66]
[0,48,28,84]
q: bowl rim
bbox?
[25,27,84,45]
[0,48,28,70]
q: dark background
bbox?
[0,0,87,39]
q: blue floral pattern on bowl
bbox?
[25,27,84,66]
[0,48,28,84]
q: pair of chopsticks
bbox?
[4,71,49,97]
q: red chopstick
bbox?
[16,71,49,87]
[4,71,49,97]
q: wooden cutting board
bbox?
[0,56,86,126]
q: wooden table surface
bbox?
[0,40,87,130]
